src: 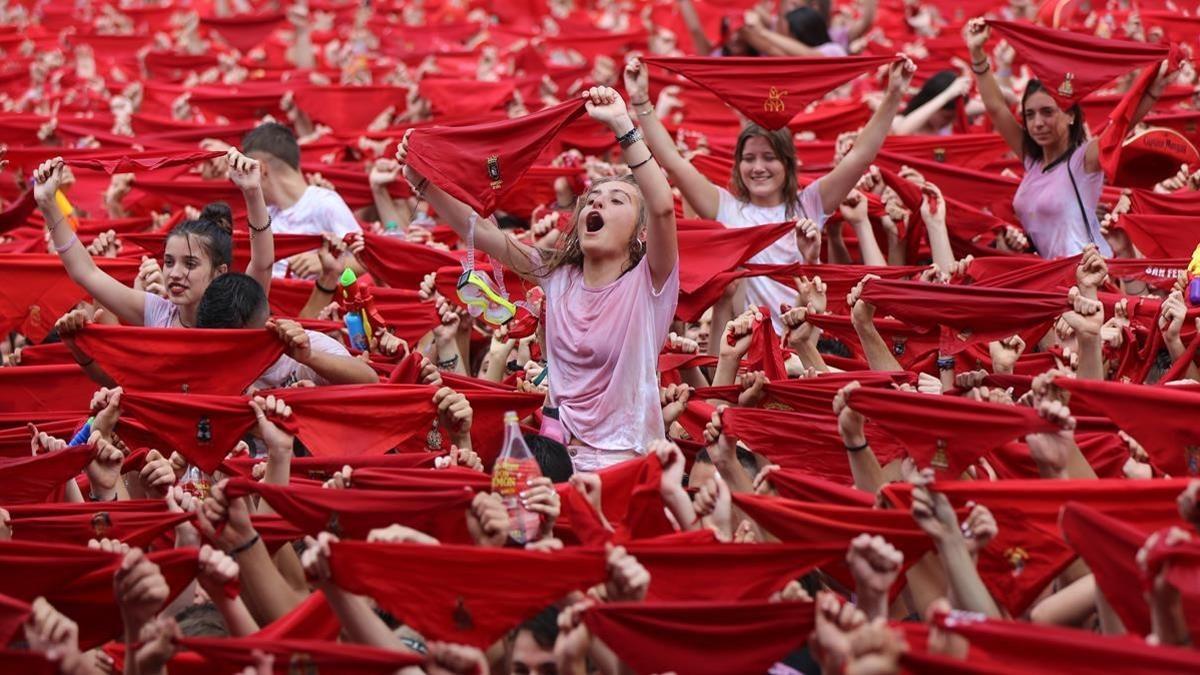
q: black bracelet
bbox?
[971,62,990,75]
[314,279,337,294]
[628,155,654,171]
[228,533,261,556]
[88,491,118,502]
[630,98,650,107]
[77,357,95,368]
[845,441,870,453]
[247,215,272,233]
[437,354,459,370]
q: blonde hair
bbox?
[532,175,648,276]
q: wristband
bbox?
[76,357,95,368]
[247,215,272,233]
[54,234,79,254]
[845,441,869,453]
[437,354,460,370]
[88,490,117,502]
[314,279,337,294]
[630,98,650,107]
[228,533,261,556]
[628,155,654,171]
[616,126,642,149]
[971,61,990,75]
[936,356,956,370]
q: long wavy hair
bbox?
[532,175,648,276]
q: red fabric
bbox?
[1113,213,1200,259]
[935,610,1200,674]
[860,278,1065,354]
[628,542,837,601]
[67,150,224,175]
[986,20,1170,107]
[0,189,37,235]
[223,477,476,544]
[764,469,876,506]
[583,600,815,675]
[1098,48,1183,183]
[0,541,203,648]
[353,232,461,289]
[644,55,894,130]
[675,220,794,293]
[0,365,99,413]
[1059,502,1153,636]
[742,308,788,381]
[6,502,188,548]
[419,77,515,115]
[342,466,492,492]
[329,541,607,647]
[0,445,95,505]
[405,99,588,217]
[882,478,1186,615]
[178,636,421,674]
[1055,378,1200,476]
[0,592,30,645]
[73,325,286,396]
[722,406,906,485]
[199,12,286,53]
[847,386,1056,478]
[292,86,409,132]
[0,254,140,342]
[222,452,439,479]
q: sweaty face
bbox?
[510,630,557,675]
[1022,90,1073,150]
[738,136,787,204]
[577,181,640,263]
[163,234,221,309]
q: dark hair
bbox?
[904,69,960,116]
[695,447,759,477]
[196,272,268,329]
[525,434,574,483]
[167,217,233,271]
[785,7,831,47]
[806,0,832,21]
[732,124,801,219]
[1020,80,1087,163]
[242,121,301,169]
[515,607,559,650]
[175,603,228,637]
[199,201,233,232]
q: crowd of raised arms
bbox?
[6,0,1200,674]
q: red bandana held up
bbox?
[0,592,30,645]
[0,445,96,505]
[1098,47,1185,183]
[6,502,189,548]
[198,12,287,53]
[73,325,286,396]
[0,254,140,343]
[643,55,894,130]
[846,386,1057,478]
[675,221,795,293]
[859,278,1066,354]
[222,452,440,480]
[177,636,423,675]
[583,600,815,675]
[352,232,461,289]
[764,469,876,506]
[627,542,842,602]
[329,541,607,648]
[1054,377,1200,476]
[222,478,476,544]
[1059,502,1155,636]
[67,150,225,175]
[405,99,588,217]
[742,308,789,381]
[985,20,1170,107]
[292,86,410,131]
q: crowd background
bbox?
[4,0,1200,674]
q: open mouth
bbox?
[585,211,605,233]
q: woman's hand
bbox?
[582,86,633,135]
[33,157,66,207]
[623,57,650,103]
[964,18,990,59]
[885,54,917,98]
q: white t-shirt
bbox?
[252,331,351,390]
[715,181,826,330]
[268,186,362,277]
[537,253,680,461]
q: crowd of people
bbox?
[4,0,1200,673]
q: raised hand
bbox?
[832,382,867,448]
[603,544,650,602]
[433,387,473,446]
[738,371,769,407]
[961,502,998,558]
[368,158,402,189]
[582,86,632,133]
[467,492,510,547]
[910,469,960,543]
[226,148,262,193]
[720,307,762,360]
[114,548,170,634]
[623,57,650,104]
[987,336,1025,374]
[885,54,917,96]
[846,534,903,620]
[248,394,295,454]
[660,383,691,428]
[1025,398,1076,479]
[300,532,338,585]
[1075,243,1108,298]
[267,318,312,364]
[32,157,66,206]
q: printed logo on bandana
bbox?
[91,512,112,538]
[764,87,788,114]
[487,155,503,190]
[1004,546,1029,576]
[892,337,907,356]
[427,421,444,451]
[931,439,950,470]
[453,596,474,631]
[288,653,317,675]
[933,148,946,163]
[764,401,795,412]
[196,416,212,445]
[326,511,343,538]
[1057,73,1075,99]
[1186,446,1200,476]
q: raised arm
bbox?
[34,158,148,326]
[847,0,879,43]
[965,19,1025,156]
[583,86,678,288]
[892,76,970,135]
[676,0,715,56]
[227,149,274,294]
[624,58,721,219]
[396,132,540,279]
[1084,59,1176,173]
[819,56,916,212]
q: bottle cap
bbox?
[340,268,358,287]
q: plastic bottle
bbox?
[1188,243,1200,306]
[67,416,95,446]
[340,268,372,350]
[491,411,543,544]
[345,311,369,351]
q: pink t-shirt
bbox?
[537,254,679,456]
[1012,143,1111,259]
[143,293,180,328]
